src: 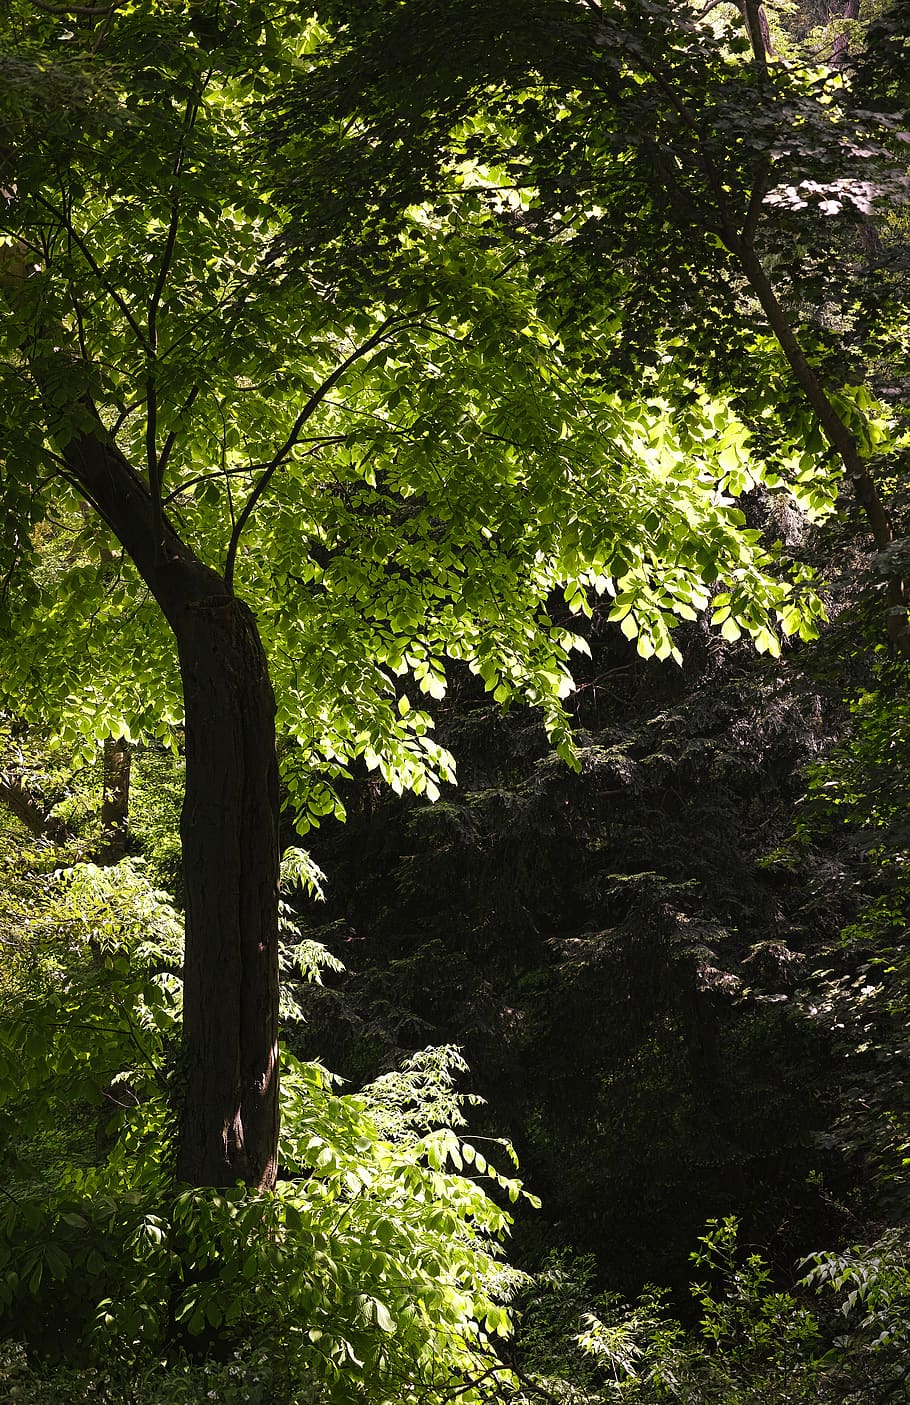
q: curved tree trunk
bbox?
[0,771,71,843]
[60,418,281,1188]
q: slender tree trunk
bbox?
[831,0,860,68]
[730,242,910,654]
[722,0,909,651]
[96,523,133,866]
[739,0,774,63]
[98,735,132,865]
[61,422,281,1189]
[735,244,892,548]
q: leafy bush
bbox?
[510,1218,910,1405]
[0,860,533,1404]
[803,1230,910,1402]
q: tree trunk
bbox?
[832,0,860,68]
[739,0,774,63]
[173,591,280,1189]
[98,735,132,865]
[0,771,71,843]
[735,244,893,549]
[60,423,281,1189]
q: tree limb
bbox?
[157,384,200,480]
[32,194,149,350]
[223,315,410,590]
[740,0,773,70]
[25,0,121,15]
[741,152,773,246]
[146,87,205,554]
[0,772,71,842]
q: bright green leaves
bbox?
[0,499,183,761]
[0,848,524,1399]
[546,379,830,665]
[0,859,183,1292]
[89,1047,526,1394]
[0,0,843,832]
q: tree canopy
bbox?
[0,0,847,790]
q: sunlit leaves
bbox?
[0,0,845,824]
[0,849,525,1398]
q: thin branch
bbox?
[211,395,238,534]
[741,152,774,247]
[242,434,350,471]
[111,397,145,438]
[160,462,262,504]
[26,0,121,14]
[443,1363,508,1400]
[622,53,740,240]
[223,316,409,589]
[148,95,199,344]
[90,2,118,52]
[221,450,236,534]
[39,452,109,518]
[160,437,348,504]
[156,267,259,363]
[507,1365,566,1404]
[157,384,200,479]
[0,228,43,257]
[146,88,204,553]
[32,193,148,350]
[145,370,160,541]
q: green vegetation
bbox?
[1,0,909,1399]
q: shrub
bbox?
[0,861,533,1404]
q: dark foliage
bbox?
[293,533,876,1292]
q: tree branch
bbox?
[223,316,409,590]
[32,194,149,350]
[0,773,71,843]
[26,0,121,15]
[161,436,347,505]
[740,0,772,71]
[146,87,205,554]
[157,384,200,480]
[612,35,907,652]
[741,152,773,246]
[732,241,910,652]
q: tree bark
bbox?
[831,0,860,68]
[98,735,132,864]
[61,419,281,1188]
[0,246,284,1183]
[739,0,774,65]
[735,243,894,551]
[717,5,908,652]
[174,591,280,1189]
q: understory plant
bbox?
[0,860,531,1404]
[513,1218,910,1405]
